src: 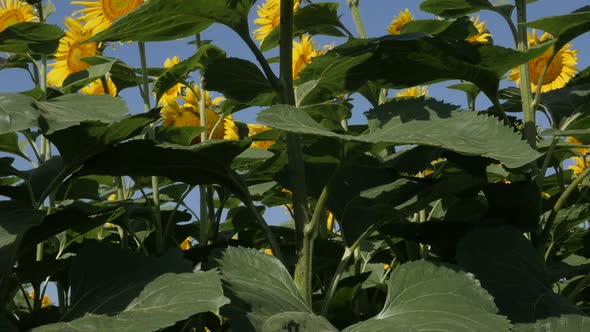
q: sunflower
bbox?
[388,8,412,35]
[567,136,589,155]
[71,0,144,33]
[159,56,185,106]
[396,86,428,98]
[160,86,229,141]
[467,15,492,44]
[569,156,590,176]
[223,117,239,141]
[508,29,578,93]
[180,237,192,251]
[47,17,100,87]
[253,0,300,42]
[293,34,324,79]
[28,291,51,308]
[247,124,275,149]
[80,77,117,96]
[0,0,36,33]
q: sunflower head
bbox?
[223,117,239,141]
[508,29,578,93]
[71,0,145,33]
[159,56,185,106]
[396,86,429,98]
[247,123,274,149]
[388,8,412,35]
[292,34,324,79]
[47,17,100,87]
[80,77,117,96]
[253,0,300,42]
[467,15,492,44]
[0,0,37,33]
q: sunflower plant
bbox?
[1,0,590,331]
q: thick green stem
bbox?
[199,185,209,246]
[516,1,536,149]
[295,186,329,305]
[347,0,367,38]
[138,41,163,254]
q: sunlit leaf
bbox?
[0,94,39,135]
[0,22,63,54]
[526,6,590,50]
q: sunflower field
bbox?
[2,0,590,330]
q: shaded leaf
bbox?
[457,227,582,323]
[155,126,206,145]
[34,244,228,332]
[512,315,590,332]
[0,202,43,276]
[0,22,63,54]
[420,0,494,17]
[61,56,118,94]
[526,7,590,50]
[0,94,39,134]
[262,312,338,332]
[343,260,511,332]
[0,132,28,160]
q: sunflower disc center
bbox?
[0,10,25,32]
[101,0,137,20]
[67,42,95,72]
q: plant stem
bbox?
[347,0,367,38]
[138,41,163,254]
[540,165,590,256]
[295,186,329,305]
[199,185,209,246]
[515,0,536,149]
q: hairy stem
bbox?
[347,0,367,38]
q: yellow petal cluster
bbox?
[467,15,492,44]
[28,291,51,308]
[0,0,37,33]
[292,34,325,80]
[80,77,117,96]
[396,86,429,98]
[159,56,185,106]
[388,8,412,35]
[71,0,144,33]
[180,237,192,251]
[509,29,578,93]
[253,0,300,42]
[47,17,100,87]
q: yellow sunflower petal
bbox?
[396,86,429,98]
[388,8,412,35]
[292,34,323,79]
[467,15,492,44]
[508,29,578,93]
[71,0,144,34]
[80,77,117,96]
[0,0,37,33]
[253,0,300,42]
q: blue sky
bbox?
[1,0,589,227]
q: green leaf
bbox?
[153,44,226,102]
[155,126,206,145]
[77,140,251,199]
[36,94,129,134]
[296,34,551,104]
[0,22,63,54]
[420,0,494,18]
[260,2,348,52]
[262,312,338,332]
[456,227,582,323]
[526,6,590,50]
[33,244,229,332]
[215,246,326,331]
[0,94,40,134]
[512,315,590,332]
[343,260,511,332]
[46,111,159,173]
[0,132,28,160]
[400,17,477,41]
[61,56,118,94]
[0,202,43,276]
[88,0,255,43]
[257,102,540,168]
[203,57,278,105]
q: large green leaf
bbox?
[77,140,251,199]
[153,44,226,102]
[342,260,511,332]
[457,227,582,323]
[34,244,229,332]
[0,202,43,276]
[203,57,278,105]
[88,0,255,42]
[262,312,338,332]
[420,0,494,17]
[36,94,129,134]
[260,2,348,52]
[257,102,540,168]
[46,111,159,172]
[0,132,28,160]
[512,315,590,332]
[296,34,551,104]
[214,246,331,332]
[61,56,118,94]
[0,22,63,54]
[0,94,40,135]
[526,6,590,50]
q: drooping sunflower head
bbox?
[71,0,145,33]
[247,123,274,149]
[388,8,412,35]
[159,56,185,106]
[292,34,323,79]
[467,15,492,44]
[47,17,100,87]
[396,86,429,98]
[253,0,300,42]
[80,77,117,96]
[0,0,37,32]
[508,29,579,93]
